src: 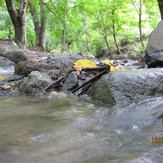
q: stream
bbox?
[0,95,163,163]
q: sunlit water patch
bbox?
[0,95,163,163]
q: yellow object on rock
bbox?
[0,75,7,80]
[1,83,12,89]
[104,59,116,72]
[73,59,97,68]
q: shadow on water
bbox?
[0,95,163,163]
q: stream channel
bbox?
[0,67,163,163]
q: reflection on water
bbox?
[0,95,163,163]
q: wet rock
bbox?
[19,71,52,96]
[87,68,163,106]
[145,20,163,67]
[62,71,78,92]
[0,44,28,64]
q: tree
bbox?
[5,0,27,49]
[28,0,46,50]
[132,0,145,48]
[157,0,163,19]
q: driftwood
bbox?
[82,65,109,72]
[35,65,110,96]
[71,69,108,94]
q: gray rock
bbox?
[46,53,85,68]
[19,71,52,96]
[0,88,9,97]
[0,56,15,74]
[87,68,163,106]
[145,51,163,67]
[15,53,86,76]
[62,71,78,92]
[0,56,15,68]
[0,45,28,64]
[14,60,60,76]
[145,20,163,67]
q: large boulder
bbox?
[145,20,163,67]
[0,44,28,64]
[46,53,85,69]
[87,68,163,106]
[14,60,60,76]
[19,71,52,96]
[15,53,86,76]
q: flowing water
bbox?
[0,94,163,163]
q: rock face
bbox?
[15,53,86,76]
[0,44,28,64]
[145,20,163,67]
[87,68,163,106]
[19,71,52,96]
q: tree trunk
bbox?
[28,0,46,50]
[111,11,121,54]
[61,28,67,52]
[5,0,27,49]
[39,0,46,51]
[61,13,68,53]
[8,27,12,39]
[158,0,163,19]
[28,1,40,45]
[139,13,144,48]
[132,0,144,48]
[103,34,111,52]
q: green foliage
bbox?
[0,6,13,39]
[90,37,107,58]
[0,0,160,56]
